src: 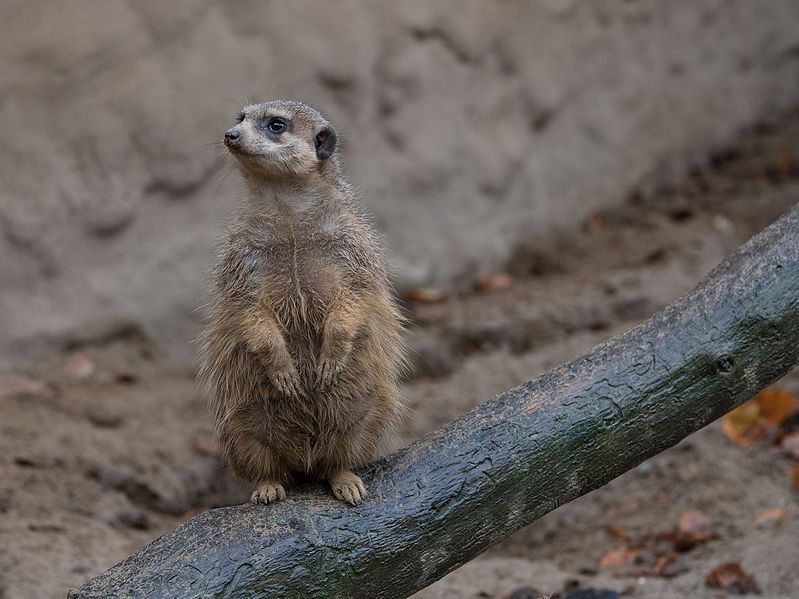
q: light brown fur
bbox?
[198,100,406,505]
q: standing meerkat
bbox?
[199,99,406,506]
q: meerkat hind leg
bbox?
[328,470,367,505]
[251,480,287,504]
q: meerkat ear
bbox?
[315,127,337,161]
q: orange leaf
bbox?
[652,553,678,577]
[706,562,760,594]
[404,288,447,303]
[599,546,639,570]
[663,510,717,551]
[752,507,788,528]
[477,273,513,293]
[678,510,711,533]
[605,526,630,542]
[754,388,799,425]
[722,401,769,447]
[721,388,798,447]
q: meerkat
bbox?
[199,99,406,506]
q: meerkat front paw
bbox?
[316,358,344,388]
[328,470,367,505]
[251,481,286,504]
[270,368,303,397]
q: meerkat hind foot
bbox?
[251,481,286,505]
[328,470,367,505]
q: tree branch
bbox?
[70,204,799,599]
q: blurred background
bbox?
[2,1,799,598]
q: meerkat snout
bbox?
[223,128,240,145]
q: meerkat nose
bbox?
[224,129,241,145]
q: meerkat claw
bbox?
[271,370,302,397]
[251,481,286,504]
[317,359,343,388]
[328,471,366,505]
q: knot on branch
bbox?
[715,353,735,374]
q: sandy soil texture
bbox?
[2,110,799,598]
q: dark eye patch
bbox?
[235,112,245,124]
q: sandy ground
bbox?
[2,110,799,599]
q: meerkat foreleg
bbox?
[317,292,362,388]
[242,311,302,397]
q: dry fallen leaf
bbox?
[755,388,799,425]
[706,562,761,594]
[404,287,447,303]
[678,510,710,532]
[752,507,788,528]
[664,510,717,551]
[606,526,630,542]
[722,388,799,446]
[600,513,720,579]
[723,401,767,447]
[477,272,513,293]
[598,546,639,570]
[599,543,682,579]
[651,552,679,578]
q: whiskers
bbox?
[209,159,237,205]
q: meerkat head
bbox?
[223,99,337,181]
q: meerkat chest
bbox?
[260,235,343,322]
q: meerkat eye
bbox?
[236,112,245,124]
[266,118,287,134]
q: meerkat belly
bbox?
[256,381,370,470]
[262,253,339,336]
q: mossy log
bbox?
[71,204,799,599]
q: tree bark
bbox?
[70,205,799,599]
